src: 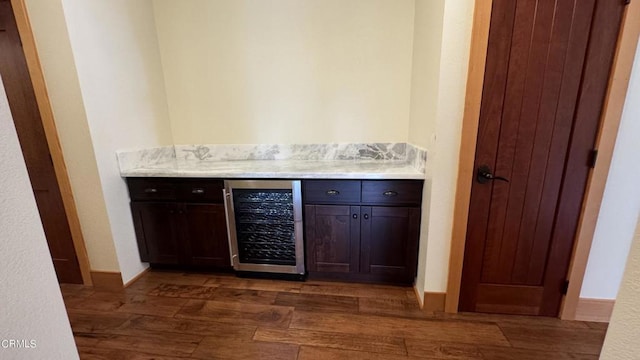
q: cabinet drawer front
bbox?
[303,180,361,204]
[127,178,177,201]
[179,180,224,203]
[361,180,423,206]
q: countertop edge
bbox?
[119,170,425,180]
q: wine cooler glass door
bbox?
[224,180,304,275]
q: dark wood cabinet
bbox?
[361,206,420,280]
[126,177,422,283]
[127,178,230,269]
[131,202,181,264]
[305,205,360,274]
[184,203,229,267]
[303,180,422,284]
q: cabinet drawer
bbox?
[361,180,423,206]
[179,179,224,203]
[127,178,177,201]
[304,180,361,204]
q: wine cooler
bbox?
[223,180,305,276]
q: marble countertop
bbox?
[118,143,426,180]
[120,159,424,180]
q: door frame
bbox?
[445,0,640,319]
[9,0,92,285]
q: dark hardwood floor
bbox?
[60,270,607,359]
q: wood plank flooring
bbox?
[61,270,607,359]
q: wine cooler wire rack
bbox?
[233,189,296,265]
[234,191,293,203]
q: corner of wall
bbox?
[60,0,174,284]
[23,0,121,274]
[408,0,447,301]
[422,0,475,294]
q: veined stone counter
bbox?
[119,159,424,179]
[118,143,426,180]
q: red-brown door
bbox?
[460,0,625,316]
[0,0,83,283]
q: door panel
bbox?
[539,0,627,316]
[305,205,360,273]
[184,203,230,267]
[33,189,79,278]
[460,0,624,316]
[475,284,543,315]
[480,0,596,286]
[520,1,598,287]
[0,0,82,283]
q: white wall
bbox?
[600,217,640,359]
[419,0,474,294]
[408,0,446,299]
[581,41,640,300]
[408,0,443,152]
[24,0,120,273]
[61,0,174,283]
[153,0,415,145]
[407,0,474,298]
[0,77,78,359]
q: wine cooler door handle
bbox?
[222,188,238,268]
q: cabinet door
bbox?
[305,205,360,273]
[360,206,420,283]
[130,202,181,264]
[183,203,231,268]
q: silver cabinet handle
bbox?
[144,188,158,193]
[383,190,398,197]
[191,188,205,194]
[326,189,340,196]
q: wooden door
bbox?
[183,203,230,268]
[360,206,420,284]
[305,205,360,274]
[130,202,181,264]
[460,0,625,316]
[0,0,82,283]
